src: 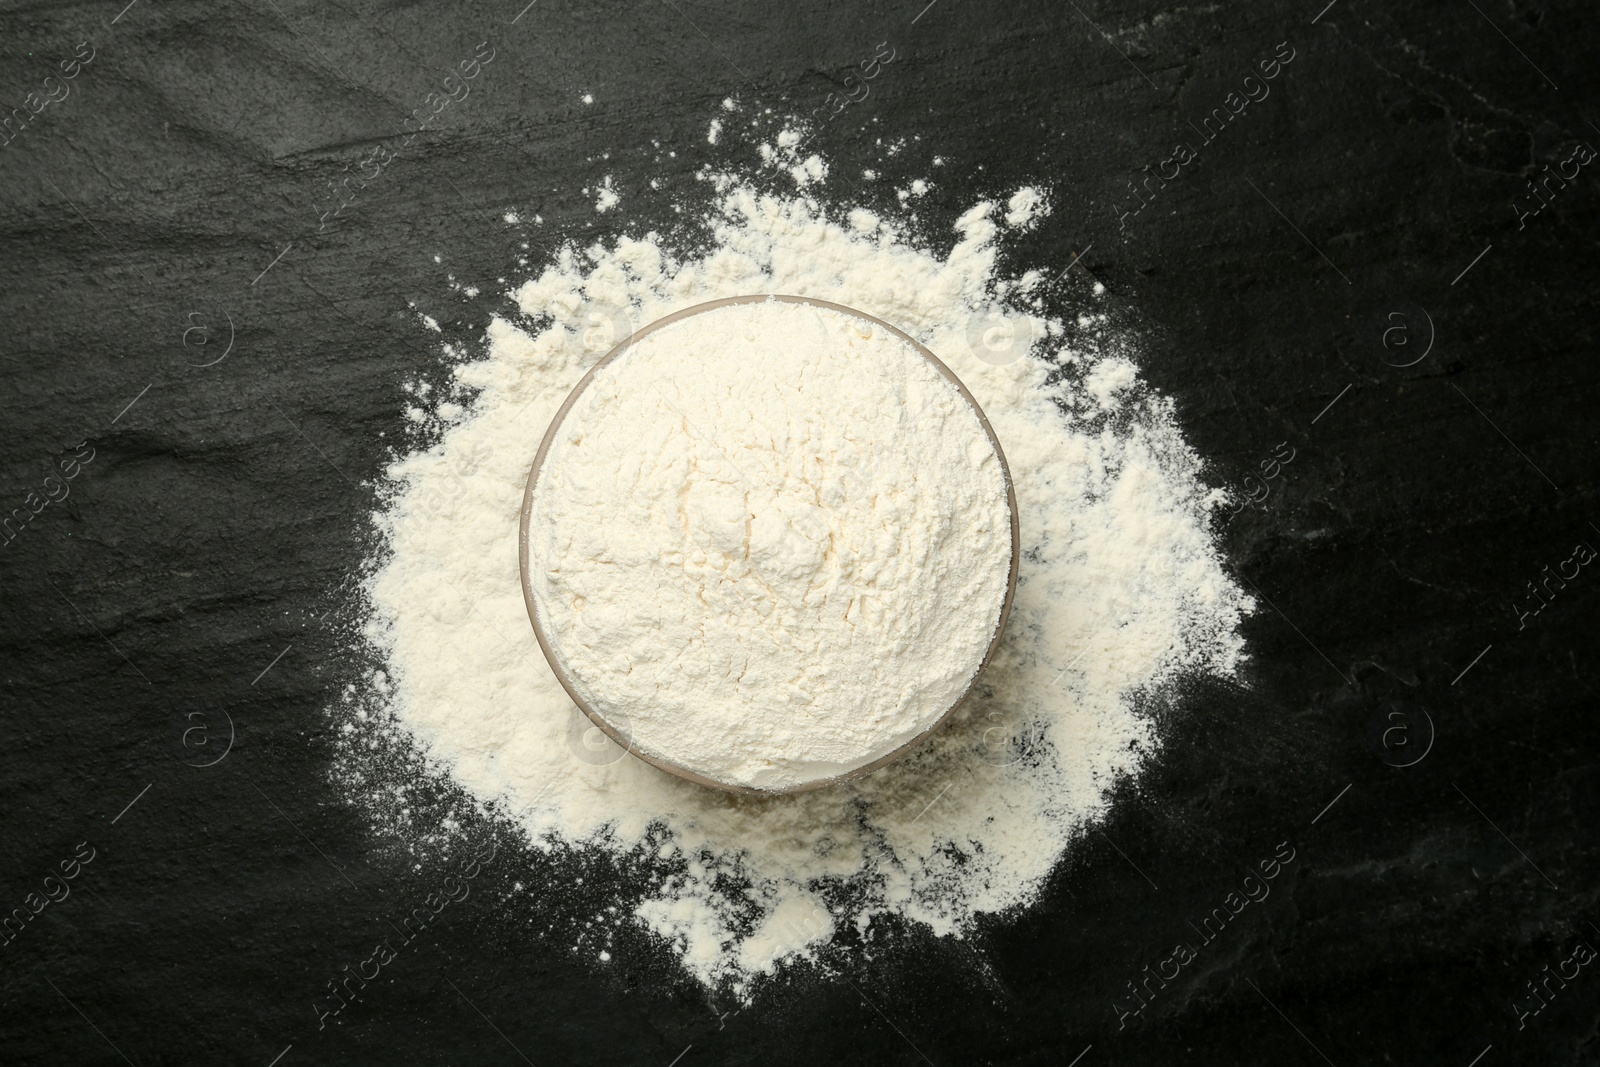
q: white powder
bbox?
[593,176,618,213]
[527,299,1013,790]
[343,137,1250,998]
[755,130,829,189]
[1085,358,1138,408]
[1004,185,1050,230]
[788,154,827,188]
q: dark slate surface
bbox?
[2,0,1597,1063]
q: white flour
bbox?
[1004,185,1049,230]
[527,300,1013,790]
[340,130,1250,997]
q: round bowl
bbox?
[518,294,1020,795]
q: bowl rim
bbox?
[517,293,1021,796]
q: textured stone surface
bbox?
[0,0,1596,1063]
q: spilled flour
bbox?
[338,133,1251,997]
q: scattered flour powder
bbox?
[526,299,1013,791]
[1004,185,1050,230]
[341,133,1251,997]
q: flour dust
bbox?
[331,120,1251,1000]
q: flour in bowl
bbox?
[526,298,1013,790]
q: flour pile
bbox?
[338,141,1251,996]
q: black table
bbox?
[2,1,1596,1063]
